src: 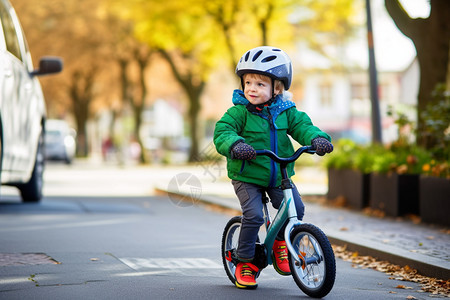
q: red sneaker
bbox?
[272,240,291,275]
[235,262,259,289]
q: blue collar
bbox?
[231,89,296,120]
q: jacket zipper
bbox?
[267,109,278,187]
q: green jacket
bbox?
[214,90,331,187]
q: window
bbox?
[0,1,22,60]
[320,83,333,107]
[351,83,369,101]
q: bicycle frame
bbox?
[256,146,320,266]
[263,188,301,265]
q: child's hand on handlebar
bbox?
[311,137,334,156]
[231,142,256,160]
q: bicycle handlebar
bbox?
[255,145,316,165]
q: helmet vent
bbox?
[262,56,276,63]
[244,51,250,62]
[252,50,263,62]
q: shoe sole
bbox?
[272,254,291,276]
[235,281,258,289]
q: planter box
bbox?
[328,168,370,210]
[420,176,450,227]
[369,173,419,217]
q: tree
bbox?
[102,11,155,164]
[385,0,450,148]
[205,0,298,71]
[108,0,361,163]
[293,0,361,69]
[204,0,241,69]
[12,0,119,157]
[115,0,224,162]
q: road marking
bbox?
[119,257,222,271]
[117,257,281,280]
[0,218,139,232]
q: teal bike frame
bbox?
[256,146,320,266]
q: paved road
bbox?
[0,161,442,299]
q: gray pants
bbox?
[231,180,305,261]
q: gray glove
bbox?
[231,142,256,160]
[311,137,333,156]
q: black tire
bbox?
[221,216,242,285]
[19,132,44,203]
[289,223,336,298]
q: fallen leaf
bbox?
[406,296,417,299]
[332,243,450,296]
[339,227,349,231]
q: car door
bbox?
[0,0,23,175]
[0,0,40,178]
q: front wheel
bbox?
[18,131,44,203]
[289,223,336,298]
[221,216,242,285]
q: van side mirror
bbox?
[31,57,63,76]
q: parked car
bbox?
[45,119,76,164]
[0,0,62,202]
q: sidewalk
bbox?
[157,165,450,281]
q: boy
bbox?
[214,46,333,288]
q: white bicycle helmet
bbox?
[236,46,293,90]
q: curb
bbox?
[326,231,450,280]
[156,187,450,280]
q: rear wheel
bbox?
[221,216,242,285]
[289,223,336,298]
[19,131,44,203]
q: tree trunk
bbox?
[158,50,206,162]
[118,49,152,164]
[134,52,150,164]
[69,68,95,157]
[206,0,239,69]
[385,0,450,148]
[258,3,273,46]
[187,88,202,162]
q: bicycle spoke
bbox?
[289,224,335,297]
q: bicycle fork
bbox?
[264,188,322,266]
